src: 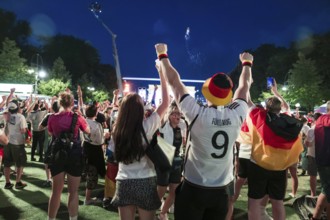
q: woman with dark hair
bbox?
[47,91,90,220]
[111,62,170,220]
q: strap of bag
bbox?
[70,113,79,140]
[141,128,149,150]
[183,114,199,172]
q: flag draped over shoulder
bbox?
[247,107,303,171]
[237,120,251,144]
[104,163,118,198]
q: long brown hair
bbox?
[113,93,145,164]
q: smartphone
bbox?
[267,77,274,89]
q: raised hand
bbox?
[239,52,253,63]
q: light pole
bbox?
[89,2,123,95]
[31,53,44,95]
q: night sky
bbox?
[1,0,330,84]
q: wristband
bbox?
[242,60,253,67]
[158,54,168,60]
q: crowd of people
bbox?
[0,43,330,220]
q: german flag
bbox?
[237,120,251,144]
[104,162,118,198]
[247,108,303,171]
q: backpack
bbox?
[45,113,79,165]
[293,195,327,220]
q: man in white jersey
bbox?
[155,43,253,220]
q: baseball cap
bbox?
[8,100,19,110]
[202,73,233,106]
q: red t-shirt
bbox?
[315,114,330,166]
[48,111,88,139]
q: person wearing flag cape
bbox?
[247,79,303,220]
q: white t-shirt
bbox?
[115,112,161,180]
[179,95,248,187]
[301,124,310,136]
[306,125,316,157]
[84,118,104,145]
[8,113,27,145]
[27,110,47,131]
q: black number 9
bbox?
[211,131,229,159]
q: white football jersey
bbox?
[179,95,248,187]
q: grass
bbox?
[0,147,318,220]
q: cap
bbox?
[8,100,19,110]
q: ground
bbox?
[0,147,316,220]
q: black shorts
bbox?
[237,158,249,178]
[248,161,287,200]
[156,166,182,186]
[174,180,228,220]
[49,147,84,177]
[3,143,27,167]
[307,156,318,176]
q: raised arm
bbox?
[112,89,119,107]
[155,43,189,103]
[271,78,290,113]
[0,95,7,109]
[232,53,253,102]
[26,96,38,114]
[6,88,15,106]
[155,59,170,120]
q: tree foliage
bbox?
[42,35,101,85]
[0,38,34,83]
[91,90,109,102]
[0,9,31,46]
[286,53,322,111]
[49,57,71,83]
[38,79,69,97]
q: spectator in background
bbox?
[47,92,90,220]
[298,117,310,177]
[0,111,9,179]
[111,59,169,220]
[157,103,186,220]
[83,104,106,205]
[305,112,322,197]
[39,99,60,187]
[312,101,330,220]
[3,100,28,190]
[26,97,48,162]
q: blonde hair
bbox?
[58,92,74,109]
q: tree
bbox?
[0,9,31,46]
[42,35,100,85]
[286,53,322,111]
[49,57,71,82]
[0,38,34,83]
[91,90,109,102]
[307,32,330,102]
[38,79,69,97]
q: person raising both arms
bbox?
[155,43,253,220]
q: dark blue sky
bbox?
[1,0,330,84]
